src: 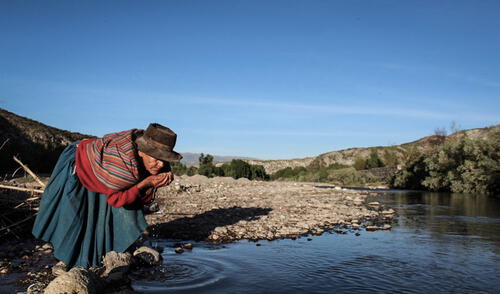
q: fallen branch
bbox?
[0,184,44,194]
[0,138,9,152]
[11,166,22,178]
[13,156,46,188]
[14,197,40,209]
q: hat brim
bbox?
[136,136,183,162]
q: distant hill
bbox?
[246,124,500,174]
[0,108,256,174]
[0,108,91,174]
[1,108,498,177]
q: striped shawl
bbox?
[83,129,143,191]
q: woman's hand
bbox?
[137,172,174,190]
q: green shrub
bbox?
[186,166,198,176]
[390,155,427,190]
[353,157,366,170]
[365,149,385,169]
[383,148,399,167]
[171,162,187,175]
[391,133,500,195]
[198,153,216,177]
[422,136,499,194]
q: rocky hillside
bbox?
[0,108,255,174]
[2,107,498,177]
[246,124,500,174]
[0,108,90,174]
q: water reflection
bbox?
[374,191,500,251]
[133,191,500,294]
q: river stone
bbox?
[51,261,68,276]
[353,198,364,205]
[27,282,45,294]
[42,243,53,250]
[44,267,102,294]
[182,243,193,250]
[214,226,228,234]
[133,246,161,266]
[103,251,133,276]
[382,209,395,214]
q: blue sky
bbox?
[1,0,499,159]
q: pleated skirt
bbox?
[32,142,148,268]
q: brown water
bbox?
[132,190,500,294]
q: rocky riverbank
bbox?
[0,176,395,293]
[147,175,394,242]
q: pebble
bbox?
[133,247,161,266]
[256,243,261,246]
[175,247,184,254]
[307,238,312,241]
[42,243,53,250]
[214,227,228,234]
[182,243,193,250]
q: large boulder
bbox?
[44,267,102,294]
[102,251,134,286]
[103,251,133,276]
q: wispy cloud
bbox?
[180,97,499,122]
[186,128,396,137]
[377,62,500,89]
[7,77,499,123]
[446,73,500,88]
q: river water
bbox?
[132,190,500,294]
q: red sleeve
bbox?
[106,185,142,207]
[75,138,144,208]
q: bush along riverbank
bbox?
[390,131,500,195]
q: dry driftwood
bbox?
[13,156,46,188]
[0,155,45,237]
[0,184,44,194]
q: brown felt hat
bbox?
[135,123,182,162]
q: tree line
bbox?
[170,153,270,180]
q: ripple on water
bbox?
[132,255,229,293]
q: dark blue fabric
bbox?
[32,142,148,268]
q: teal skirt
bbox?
[32,142,148,268]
